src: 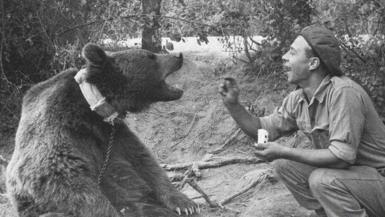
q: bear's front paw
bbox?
[161,192,199,216]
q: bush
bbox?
[341,35,385,117]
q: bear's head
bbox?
[80,43,184,114]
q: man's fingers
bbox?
[254,150,267,161]
[224,77,238,90]
[254,142,268,150]
[224,77,236,86]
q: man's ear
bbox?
[309,56,321,71]
[82,43,107,66]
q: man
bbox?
[219,25,385,217]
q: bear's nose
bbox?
[179,53,183,59]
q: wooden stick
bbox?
[168,172,185,182]
[171,113,198,148]
[161,157,265,171]
[191,162,201,178]
[187,179,218,208]
[176,168,194,190]
[0,155,7,166]
[220,169,273,205]
[168,163,201,182]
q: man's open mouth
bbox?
[282,65,291,73]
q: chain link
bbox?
[97,125,116,187]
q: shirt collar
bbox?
[298,75,332,105]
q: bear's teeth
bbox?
[174,84,181,89]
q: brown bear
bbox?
[6,43,199,217]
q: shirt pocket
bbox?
[296,120,311,132]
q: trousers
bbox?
[272,159,385,217]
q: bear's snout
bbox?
[158,53,184,79]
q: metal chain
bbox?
[97,124,116,187]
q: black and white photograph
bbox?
[0,0,385,216]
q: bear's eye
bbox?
[148,53,156,60]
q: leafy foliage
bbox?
[161,0,312,82]
[0,0,90,133]
[311,0,385,117]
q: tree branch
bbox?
[339,39,366,63]
[187,179,218,208]
[219,169,274,205]
[55,14,233,38]
[0,155,7,166]
[161,157,264,171]
[56,15,140,36]
[56,19,106,36]
[0,0,10,90]
[171,112,198,148]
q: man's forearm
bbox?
[280,147,350,169]
[225,102,262,140]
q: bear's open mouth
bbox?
[155,53,184,101]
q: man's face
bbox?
[282,36,313,85]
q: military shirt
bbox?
[260,75,385,168]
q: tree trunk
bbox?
[141,0,162,53]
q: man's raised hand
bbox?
[219,77,240,106]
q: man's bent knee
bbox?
[272,159,292,179]
[308,168,338,196]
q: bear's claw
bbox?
[175,206,198,215]
[162,192,198,215]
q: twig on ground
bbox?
[168,172,185,182]
[0,193,8,203]
[191,162,201,178]
[187,179,218,208]
[0,155,8,166]
[169,162,201,183]
[210,128,242,154]
[221,206,241,214]
[219,169,274,205]
[171,112,198,148]
[190,194,214,200]
[161,157,265,171]
[185,113,198,136]
[176,168,194,190]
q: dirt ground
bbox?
[0,51,314,217]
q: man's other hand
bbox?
[254,142,287,162]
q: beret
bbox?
[300,25,343,76]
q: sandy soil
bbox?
[0,51,314,217]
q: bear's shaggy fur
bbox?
[6,44,198,217]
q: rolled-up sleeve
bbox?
[328,87,365,164]
[260,94,299,141]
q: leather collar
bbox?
[74,69,120,125]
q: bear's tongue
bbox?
[169,84,182,91]
[156,81,183,101]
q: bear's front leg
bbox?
[139,160,199,216]
[158,187,200,215]
[119,131,199,216]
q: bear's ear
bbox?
[82,43,107,66]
